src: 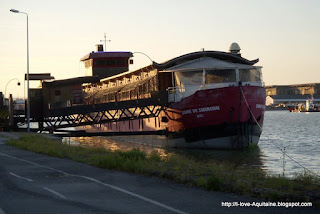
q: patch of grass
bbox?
[117,148,146,161]
[6,134,320,206]
[148,150,162,162]
[295,171,320,187]
[206,176,223,191]
[0,134,8,138]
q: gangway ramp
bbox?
[43,96,168,132]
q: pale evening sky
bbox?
[0,0,319,98]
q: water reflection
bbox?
[63,135,265,170]
[169,146,265,167]
[63,136,169,157]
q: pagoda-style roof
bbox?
[131,50,259,73]
[154,51,259,70]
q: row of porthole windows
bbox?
[85,73,150,92]
[86,78,157,105]
[85,73,153,93]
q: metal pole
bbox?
[26,13,30,132]
[103,33,106,51]
[9,94,14,129]
[10,9,30,132]
[100,33,111,51]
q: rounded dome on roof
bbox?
[229,42,241,54]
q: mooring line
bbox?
[241,88,320,178]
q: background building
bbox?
[265,83,320,106]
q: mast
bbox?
[100,33,111,51]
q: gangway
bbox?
[42,95,168,132]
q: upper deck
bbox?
[82,47,262,104]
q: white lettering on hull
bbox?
[182,106,220,115]
[196,114,204,118]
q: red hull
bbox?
[85,85,265,149]
[166,86,265,131]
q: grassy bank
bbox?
[7,134,320,206]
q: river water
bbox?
[259,111,320,177]
[67,111,320,177]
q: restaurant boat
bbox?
[81,43,266,149]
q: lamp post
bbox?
[10,8,30,132]
[132,52,154,64]
[5,78,21,98]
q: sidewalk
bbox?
[0,132,20,145]
[0,131,61,143]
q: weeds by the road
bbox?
[7,134,320,206]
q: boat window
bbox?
[175,71,203,86]
[117,59,128,66]
[105,59,116,65]
[94,59,127,66]
[239,68,261,82]
[205,69,236,84]
[94,59,105,66]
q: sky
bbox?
[1,0,320,99]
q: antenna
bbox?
[100,33,111,51]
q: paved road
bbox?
[0,133,318,214]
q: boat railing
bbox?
[167,86,185,102]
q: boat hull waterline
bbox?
[83,86,266,149]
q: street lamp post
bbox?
[132,52,154,64]
[4,78,21,98]
[10,9,30,132]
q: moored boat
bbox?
[80,43,266,149]
[289,97,320,112]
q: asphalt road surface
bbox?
[0,133,319,214]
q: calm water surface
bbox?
[68,111,320,177]
[259,111,320,176]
